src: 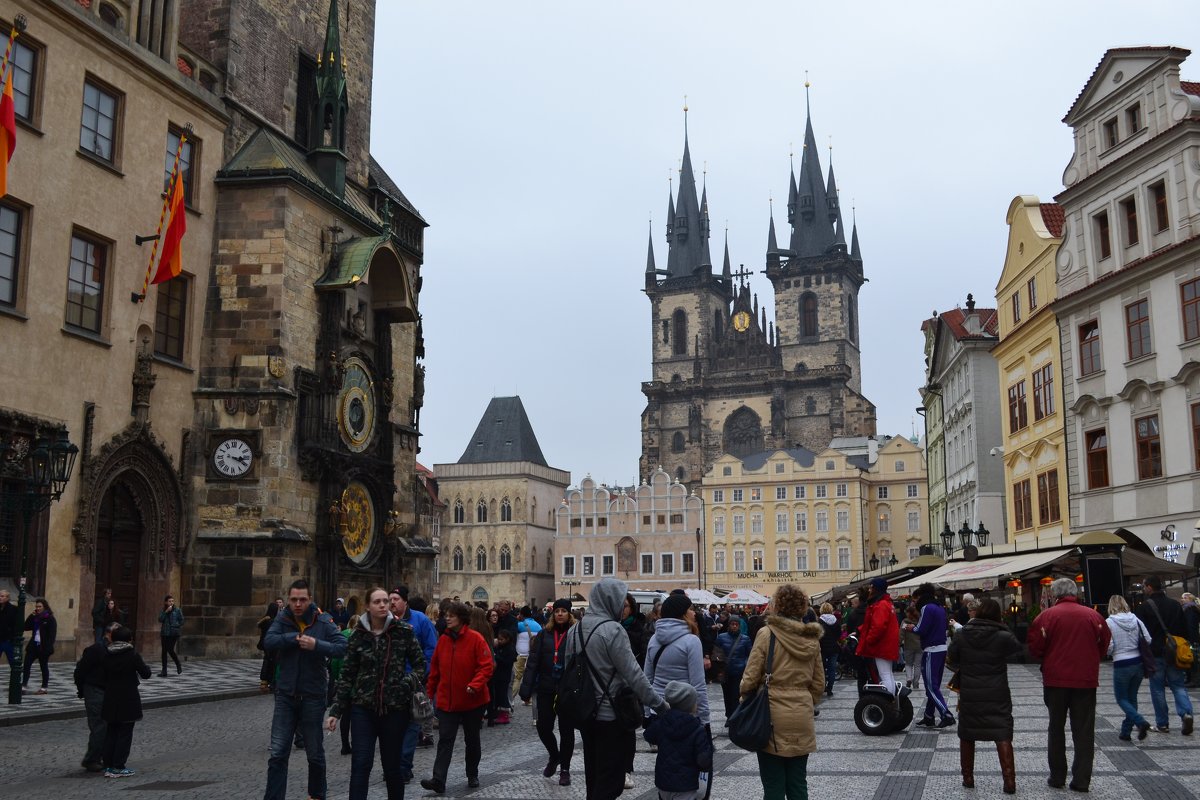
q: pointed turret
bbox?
[850,219,862,262]
[646,222,656,276]
[788,103,837,258]
[787,159,797,225]
[309,0,349,196]
[767,207,780,268]
[722,233,732,285]
[665,191,675,242]
[825,162,840,224]
[834,215,847,248]
[665,117,707,279]
[700,183,713,270]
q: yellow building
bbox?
[993,197,1068,549]
[701,436,928,598]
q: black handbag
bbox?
[727,633,775,752]
[1136,624,1157,678]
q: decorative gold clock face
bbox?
[732,311,751,332]
[338,357,376,453]
[340,481,375,565]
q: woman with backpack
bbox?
[518,598,577,786]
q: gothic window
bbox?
[476,500,487,523]
[453,500,464,524]
[662,319,669,344]
[723,407,764,458]
[475,546,487,571]
[799,293,818,338]
[672,309,688,356]
[847,295,857,344]
[452,546,464,571]
[672,432,685,453]
[530,545,537,571]
[546,549,553,572]
[676,466,686,483]
[805,396,816,415]
[500,498,512,522]
[713,309,723,342]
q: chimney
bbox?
[963,293,981,335]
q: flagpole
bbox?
[0,17,27,85]
[135,130,186,302]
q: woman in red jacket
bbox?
[857,578,900,694]
[421,603,494,794]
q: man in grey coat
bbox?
[565,578,667,800]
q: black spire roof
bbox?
[664,122,709,279]
[457,396,548,467]
[788,105,837,258]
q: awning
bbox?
[891,549,1075,592]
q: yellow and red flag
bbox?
[0,70,15,197]
[151,173,186,284]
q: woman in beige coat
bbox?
[740,584,825,800]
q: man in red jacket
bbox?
[857,578,901,695]
[421,603,494,794]
[1027,577,1111,792]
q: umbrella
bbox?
[685,588,723,605]
[722,588,770,605]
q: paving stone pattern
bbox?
[0,662,1196,799]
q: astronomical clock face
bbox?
[340,481,375,565]
[338,357,376,453]
[732,311,751,333]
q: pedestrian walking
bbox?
[715,616,751,717]
[739,584,824,800]
[158,594,184,677]
[21,597,56,694]
[1133,576,1194,735]
[326,588,425,800]
[512,606,542,702]
[817,603,841,697]
[328,619,355,755]
[946,598,1021,793]
[389,585,440,780]
[519,598,577,786]
[488,628,517,725]
[331,597,351,631]
[900,605,921,691]
[74,622,115,772]
[857,578,900,694]
[1182,592,1200,688]
[256,600,280,693]
[421,602,494,794]
[100,625,153,778]
[262,579,347,800]
[910,582,955,728]
[565,577,666,800]
[1104,594,1152,742]
[644,593,709,792]
[1027,577,1111,792]
[0,588,18,666]
[620,592,650,668]
[91,588,112,645]
[643,681,714,800]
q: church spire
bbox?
[788,86,836,258]
[850,218,862,262]
[825,154,840,225]
[767,202,779,255]
[309,0,349,195]
[722,230,732,284]
[646,221,656,275]
[787,147,797,225]
[665,103,706,279]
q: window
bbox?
[800,293,818,337]
[165,127,197,205]
[775,486,787,500]
[1182,278,1200,342]
[0,202,23,307]
[895,460,905,472]
[500,545,512,571]
[1126,102,1142,133]
[1135,415,1162,480]
[732,514,745,535]
[712,489,724,503]
[835,483,847,497]
[816,511,828,532]
[153,278,188,360]
[641,554,654,574]
[1194,404,1200,470]
[9,39,37,122]
[837,546,850,570]
[796,549,808,570]
[1151,181,1169,232]
[879,547,891,564]
[1028,277,1038,311]
[452,546,464,571]
[476,500,487,523]
[65,233,107,333]
[669,513,683,525]
[672,309,687,356]
[815,484,827,498]
[1032,364,1054,420]
[907,484,918,498]
[1037,469,1060,525]
[500,499,512,522]
[1079,321,1102,376]
[878,512,890,533]
[775,512,788,534]
[1102,118,1119,149]
[776,549,789,571]
[775,462,784,473]
[750,513,763,535]
[1095,211,1111,260]
[475,546,487,571]
[1125,299,1151,359]
[877,486,889,500]
[713,516,725,536]
[576,554,590,576]
[1120,197,1139,246]
[602,555,614,575]
[732,489,743,502]
[1085,429,1109,489]
[836,510,849,531]
[562,556,575,577]
[1013,479,1032,530]
[675,552,690,574]
[751,549,764,571]
[907,510,920,532]
[733,550,745,571]
[825,460,835,470]
[1007,381,1028,433]
[722,466,732,476]
[671,431,685,453]
[795,511,807,532]
[1011,291,1021,324]
[750,488,762,501]
[714,550,726,572]
[794,485,806,499]
[908,546,921,560]
[80,79,120,163]
[453,501,464,524]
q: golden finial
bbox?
[828,135,833,153]
[317,52,323,67]
[683,94,688,113]
[804,70,810,89]
[703,160,707,177]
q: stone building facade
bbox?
[0,0,228,659]
[554,469,704,599]
[641,105,876,491]
[435,398,568,608]
[1053,47,1200,560]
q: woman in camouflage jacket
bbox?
[326,588,426,800]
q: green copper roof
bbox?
[315,235,390,289]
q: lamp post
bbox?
[869,553,880,571]
[888,553,898,568]
[6,430,79,705]
[958,521,973,551]
[975,522,990,549]
[940,522,955,558]
[695,527,702,591]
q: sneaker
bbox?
[559,770,571,786]
[915,717,936,727]
[543,760,558,778]
[624,772,635,790]
[420,778,445,794]
[104,768,135,778]
[468,777,480,788]
[159,671,168,678]
[1137,721,1151,741]
[1154,725,1170,733]
[1183,715,1194,736]
[35,688,47,695]
[937,716,956,728]
[418,735,435,747]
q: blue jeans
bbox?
[95,626,105,645]
[399,719,420,781]
[349,706,409,800]
[821,653,838,693]
[1111,661,1147,736]
[1148,656,1194,728]
[264,693,327,800]
[0,640,14,665]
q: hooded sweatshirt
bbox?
[563,577,667,721]
[330,611,425,717]
[646,617,710,724]
[1106,611,1151,665]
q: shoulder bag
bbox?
[727,632,775,752]
[1135,621,1157,678]
[1145,599,1194,670]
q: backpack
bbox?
[556,620,614,727]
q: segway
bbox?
[843,632,914,736]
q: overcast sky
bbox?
[371,1,1191,486]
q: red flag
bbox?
[0,70,15,197]
[151,173,186,284]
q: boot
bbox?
[996,741,1016,794]
[959,739,975,788]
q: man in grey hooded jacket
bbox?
[565,578,667,800]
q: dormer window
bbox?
[1102,118,1119,149]
[1125,102,1142,134]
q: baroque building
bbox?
[640,105,876,490]
[435,397,568,608]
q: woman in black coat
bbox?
[101,625,153,778]
[946,598,1022,794]
[21,598,56,693]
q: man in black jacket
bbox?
[74,623,114,771]
[0,589,18,666]
[1134,576,1194,735]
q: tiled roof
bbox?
[1040,204,1065,238]
[739,447,817,471]
[1182,81,1200,96]
[368,156,426,224]
[458,396,549,467]
[937,307,999,341]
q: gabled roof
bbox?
[1183,81,1200,96]
[1039,203,1065,238]
[937,307,999,341]
[368,155,426,224]
[457,396,548,467]
[739,447,817,471]
[1063,46,1190,124]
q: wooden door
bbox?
[95,483,142,633]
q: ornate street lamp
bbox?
[940,523,955,557]
[958,521,973,551]
[888,554,899,567]
[975,522,990,548]
[869,553,880,571]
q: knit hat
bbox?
[552,598,572,612]
[661,594,692,620]
[664,680,697,713]
[870,578,889,596]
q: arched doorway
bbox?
[95,482,144,632]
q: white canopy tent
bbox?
[720,588,771,605]
[890,549,1075,592]
[684,588,724,605]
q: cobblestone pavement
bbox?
[0,662,1196,799]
